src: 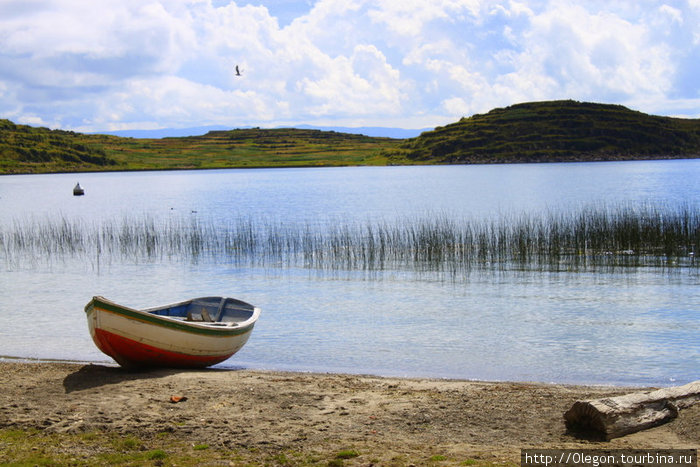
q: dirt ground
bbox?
[0,361,697,465]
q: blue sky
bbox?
[1,0,699,132]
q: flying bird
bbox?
[235,65,241,76]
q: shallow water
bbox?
[1,161,698,385]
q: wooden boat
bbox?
[85,296,260,369]
[73,182,84,196]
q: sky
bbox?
[1,0,699,133]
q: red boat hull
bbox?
[93,328,234,368]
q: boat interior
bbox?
[145,297,256,324]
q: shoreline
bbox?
[1,361,697,465]
[2,354,686,389]
[2,155,700,177]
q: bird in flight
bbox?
[235,65,242,76]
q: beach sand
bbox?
[0,361,697,465]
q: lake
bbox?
[0,160,698,386]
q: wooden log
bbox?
[564,380,700,440]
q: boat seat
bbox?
[186,309,214,322]
[214,298,228,322]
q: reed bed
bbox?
[1,204,697,274]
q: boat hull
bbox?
[85,296,259,369]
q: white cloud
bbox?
[659,4,683,23]
[518,3,675,102]
[0,0,698,132]
[367,0,481,36]
[442,96,469,116]
[296,45,403,117]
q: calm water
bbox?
[1,161,699,386]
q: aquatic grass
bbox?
[1,203,697,274]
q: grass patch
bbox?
[0,428,220,466]
[2,427,442,466]
[115,434,142,450]
[146,449,167,460]
[335,449,360,459]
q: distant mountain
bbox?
[386,100,700,164]
[94,126,231,139]
[97,125,430,139]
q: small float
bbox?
[73,182,85,196]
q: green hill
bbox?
[2,100,700,174]
[385,100,700,164]
[0,122,397,174]
[109,127,397,170]
[0,119,118,173]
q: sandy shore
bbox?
[0,361,697,465]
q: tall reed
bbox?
[1,203,697,273]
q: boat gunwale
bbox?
[86,296,260,337]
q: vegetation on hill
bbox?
[0,119,117,173]
[2,100,700,174]
[105,127,398,171]
[0,123,398,174]
[385,100,700,164]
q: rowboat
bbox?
[73,182,84,196]
[85,296,261,369]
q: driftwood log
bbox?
[564,380,700,440]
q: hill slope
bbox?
[104,127,397,170]
[3,101,700,174]
[386,100,700,164]
[0,123,397,174]
[0,119,118,173]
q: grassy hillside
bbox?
[0,119,118,173]
[0,123,398,174]
[103,127,398,171]
[385,100,700,164]
[3,100,700,174]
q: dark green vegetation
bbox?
[2,100,700,174]
[385,100,700,164]
[0,119,118,173]
[2,204,697,274]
